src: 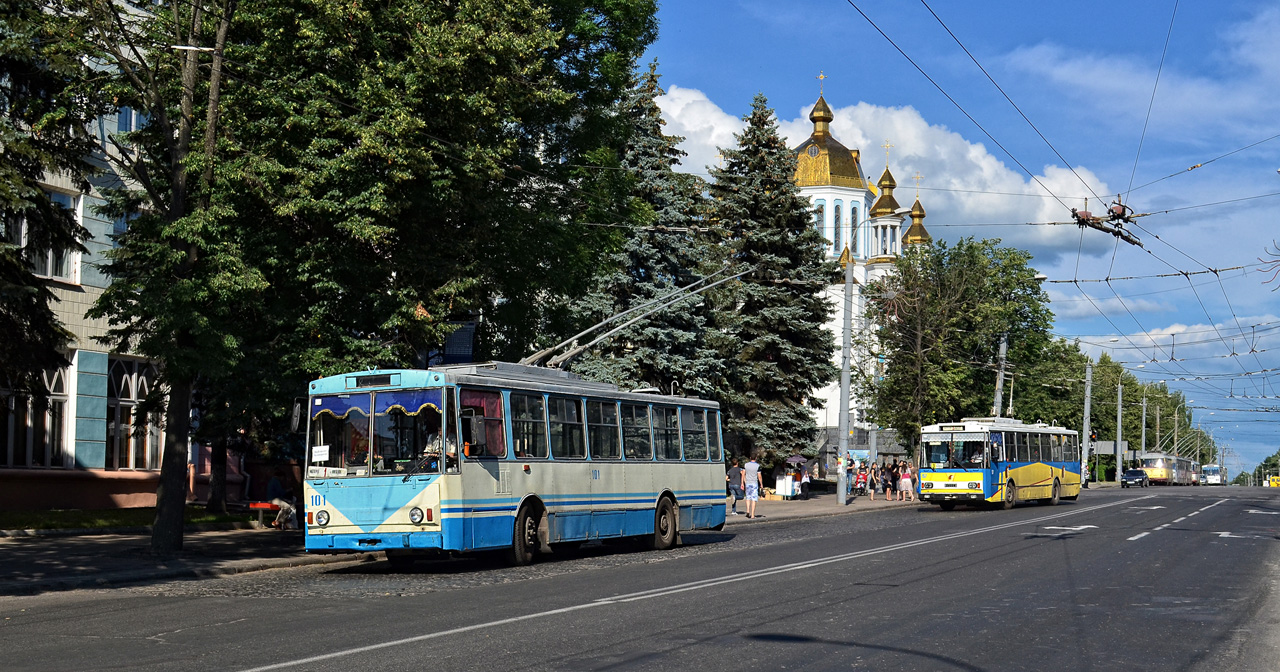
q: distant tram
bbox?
[918,418,1082,510]
[1138,453,1196,485]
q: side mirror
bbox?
[290,398,304,433]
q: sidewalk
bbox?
[0,489,912,596]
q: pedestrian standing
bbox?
[726,459,745,515]
[744,456,763,519]
[800,465,811,500]
[899,460,914,502]
[868,464,879,501]
[887,461,899,500]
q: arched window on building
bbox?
[813,200,826,239]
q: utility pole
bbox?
[1155,405,1161,452]
[992,333,1008,417]
[1083,361,1092,485]
[836,246,854,507]
[1141,395,1147,456]
[1115,381,1123,480]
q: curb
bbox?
[0,550,380,596]
[0,522,261,539]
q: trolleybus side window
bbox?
[587,400,621,460]
[990,432,1004,462]
[548,396,586,459]
[653,406,681,461]
[510,393,548,458]
[444,392,460,472]
[372,390,444,475]
[311,394,371,473]
[681,408,708,461]
[1017,432,1030,462]
[1051,434,1064,462]
[621,403,652,461]
[459,388,506,458]
[709,411,723,462]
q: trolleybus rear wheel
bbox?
[507,505,540,565]
[1048,479,1060,506]
[1002,480,1017,510]
[649,497,678,551]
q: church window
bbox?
[813,200,826,237]
[833,203,842,249]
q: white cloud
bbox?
[656,85,743,176]
[657,88,1116,264]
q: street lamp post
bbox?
[836,245,856,507]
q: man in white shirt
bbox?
[743,457,763,519]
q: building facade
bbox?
[0,107,170,510]
[792,95,931,455]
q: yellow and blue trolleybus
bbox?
[302,362,727,567]
[918,418,1082,510]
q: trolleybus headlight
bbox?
[409,507,425,525]
[922,482,933,489]
[968,482,979,490]
[316,510,330,527]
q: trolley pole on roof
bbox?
[837,246,854,507]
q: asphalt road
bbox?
[3,486,1279,672]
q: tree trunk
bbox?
[151,377,193,557]
[206,434,227,515]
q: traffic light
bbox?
[1089,430,1098,441]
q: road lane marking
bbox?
[1214,531,1249,538]
[1130,506,1166,510]
[1187,512,1199,516]
[237,496,1154,672]
[1127,532,1150,541]
[1201,499,1227,512]
[1245,509,1280,515]
[1174,517,1187,523]
[1043,525,1098,532]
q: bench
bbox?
[249,501,281,527]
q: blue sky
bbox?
[645,0,1280,474]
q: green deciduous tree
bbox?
[0,0,106,392]
[710,93,837,464]
[864,238,1051,453]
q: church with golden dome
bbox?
[792,91,931,437]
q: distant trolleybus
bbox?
[1201,463,1224,485]
[1138,453,1195,485]
[918,418,1082,510]
[303,362,727,567]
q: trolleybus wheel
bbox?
[1002,480,1017,510]
[939,502,956,511]
[507,505,540,565]
[1048,479,1060,506]
[648,497,678,551]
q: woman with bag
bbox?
[898,460,915,502]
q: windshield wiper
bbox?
[401,455,437,482]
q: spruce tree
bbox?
[570,64,723,398]
[709,93,837,464]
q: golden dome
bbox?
[903,197,931,245]
[869,167,900,217]
[793,96,870,190]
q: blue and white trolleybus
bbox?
[303,362,727,566]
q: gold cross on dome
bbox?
[881,139,894,166]
[912,171,924,197]
[816,70,827,95]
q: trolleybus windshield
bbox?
[922,432,986,468]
